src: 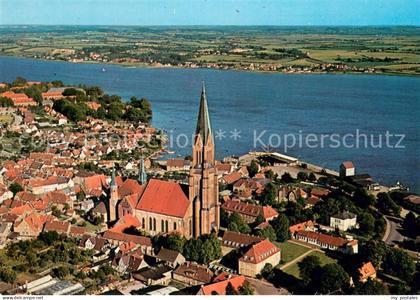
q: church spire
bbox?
[138,157,147,185]
[110,167,116,187]
[195,81,212,144]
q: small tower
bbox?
[138,158,147,185]
[109,168,118,222]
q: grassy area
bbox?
[282,251,337,279]
[275,241,311,265]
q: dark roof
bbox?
[156,247,182,263]
[221,230,264,249]
[173,262,213,284]
[195,82,212,144]
[133,264,173,281]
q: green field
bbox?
[282,251,337,279]
[275,241,311,265]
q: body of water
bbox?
[0,56,419,192]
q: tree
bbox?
[53,266,69,279]
[260,263,274,280]
[383,247,416,282]
[0,96,13,107]
[315,263,350,294]
[308,172,317,182]
[353,278,389,295]
[247,160,259,178]
[376,192,400,216]
[9,182,23,196]
[270,215,290,242]
[256,225,277,242]
[298,255,321,286]
[0,267,16,283]
[12,76,27,86]
[228,212,251,234]
[402,212,418,237]
[239,281,254,295]
[353,188,375,209]
[297,172,308,182]
[358,212,376,235]
[360,240,387,269]
[225,282,238,295]
[281,172,294,183]
[260,182,277,206]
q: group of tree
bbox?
[298,255,350,294]
[402,211,420,238]
[152,233,222,265]
[224,281,254,295]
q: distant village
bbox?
[0,78,418,296]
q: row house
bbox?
[295,230,358,254]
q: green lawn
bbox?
[275,241,311,265]
[282,251,337,279]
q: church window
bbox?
[161,220,164,232]
[173,222,177,231]
[142,218,145,229]
[149,218,152,230]
[153,218,156,231]
[165,220,169,233]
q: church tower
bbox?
[138,158,147,185]
[189,82,220,238]
[109,168,118,222]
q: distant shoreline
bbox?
[1,54,418,78]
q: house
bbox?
[340,161,355,178]
[221,200,278,223]
[238,239,281,277]
[112,248,148,273]
[330,211,357,231]
[79,199,95,211]
[172,262,214,286]
[156,247,186,268]
[102,230,152,255]
[198,275,246,295]
[133,264,173,286]
[358,262,376,283]
[166,159,191,172]
[295,230,358,254]
[13,212,51,237]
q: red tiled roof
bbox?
[296,230,349,247]
[102,230,152,246]
[222,200,278,219]
[239,239,280,264]
[201,276,246,295]
[111,214,141,233]
[289,220,315,235]
[341,161,355,169]
[44,220,70,234]
[358,262,376,281]
[119,179,144,198]
[70,226,88,236]
[136,179,190,218]
[222,172,242,185]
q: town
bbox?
[0,77,418,296]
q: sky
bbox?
[0,0,419,26]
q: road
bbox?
[382,215,404,245]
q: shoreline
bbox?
[1,54,419,78]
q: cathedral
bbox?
[109,83,220,238]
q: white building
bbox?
[340,161,355,177]
[330,211,357,231]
